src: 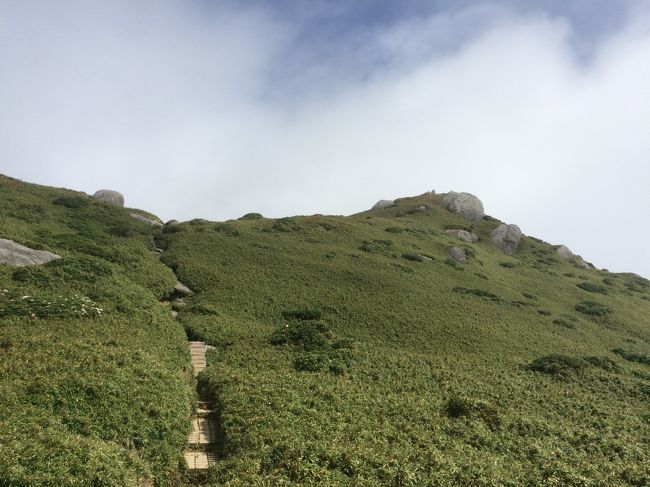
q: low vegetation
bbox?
[2,179,650,485]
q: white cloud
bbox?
[0,1,649,276]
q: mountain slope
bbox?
[159,193,650,485]
[0,175,192,485]
[1,176,649,486]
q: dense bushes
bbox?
[577,282,609,294]
[575,300,612,317]
[271,311,353,375]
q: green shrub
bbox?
[613,348,650,366]
[270,321,330,351]
[444,397,500,428]
[552,318,576,329]
[360,240,393,254]
[402,253,425,262]
[213,223,240,236]
[239,212,263,220]
[575,300,612,317]
[522,292,537,300]
[0,290,103,319]
[527,355,586,378]
[52,196,89,208]
[453,287,500,302]
[272,217,301,232]
[499,262,516,268]
[537,309,552,316]
[293,352,326,372]
[384,227,403,234]
[577,282,609,294]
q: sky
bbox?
[1,0,649,277]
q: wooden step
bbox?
[184,450,218,471]
[187,417,219,445]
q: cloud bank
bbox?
[1,1,649,276]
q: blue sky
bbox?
[0,0,649,276]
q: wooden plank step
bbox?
[187,417,219,445]
[184,450,218,471]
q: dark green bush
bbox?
[527,355,585,378]
[293,352,325,372]
[270,321,330,351]
[272,217,301,233]
[577,282,609,294]
[453,287,500,301]
[575,300,612,317]
[213,223,240,236]
[384,227,403,234]
[499,262,516,268]
[239,212,263,220]
[522,292,537,300]
[402,253,425,262]
[537,309,552,316]
[444,397,500,428]
[53,196,89,208]
[360,240,393,254]
[552,318,576,329]
[613,349,650,366]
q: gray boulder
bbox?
[449,246,467,263]
[491,224,522,254]
[166,219,180,227]
[372,199,394,210]
[130,213,162,227]
[442,192,484,220]
[555,245,574,261]
[93,189,124,207]
[174,281,194,296]
[445,229,478,243]
[0,238,60,266]
[414,205,426,212]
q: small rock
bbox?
[0,238,60,266]
[171,310,178,319]
[130,213,163,227]
[414,206,426,212]
[449,246,467,263]
[93,189,124,207]
[555,245,574,261]
[421,255,433,262]
[428,189,436,195]
[491,224,522,254]
[372,200,394,210]
[445,229,478,243]
[174,281,194,296]
[442,192,484,220]
[166,219,180,227]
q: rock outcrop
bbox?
[445,229,478,243]
[93,189,124,207]
[442,192,484,220]
[449,246,467,263]
[372,200,394,210]
[555,245,574,261]
[174,281,194,296]
[0,238,60,266]
[130,213,162,227]
[491,224,522,254]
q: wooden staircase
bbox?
[184,341,218,471]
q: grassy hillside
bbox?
[158,193,650,485]
[0,175,192,486]
[2,176,649,486]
